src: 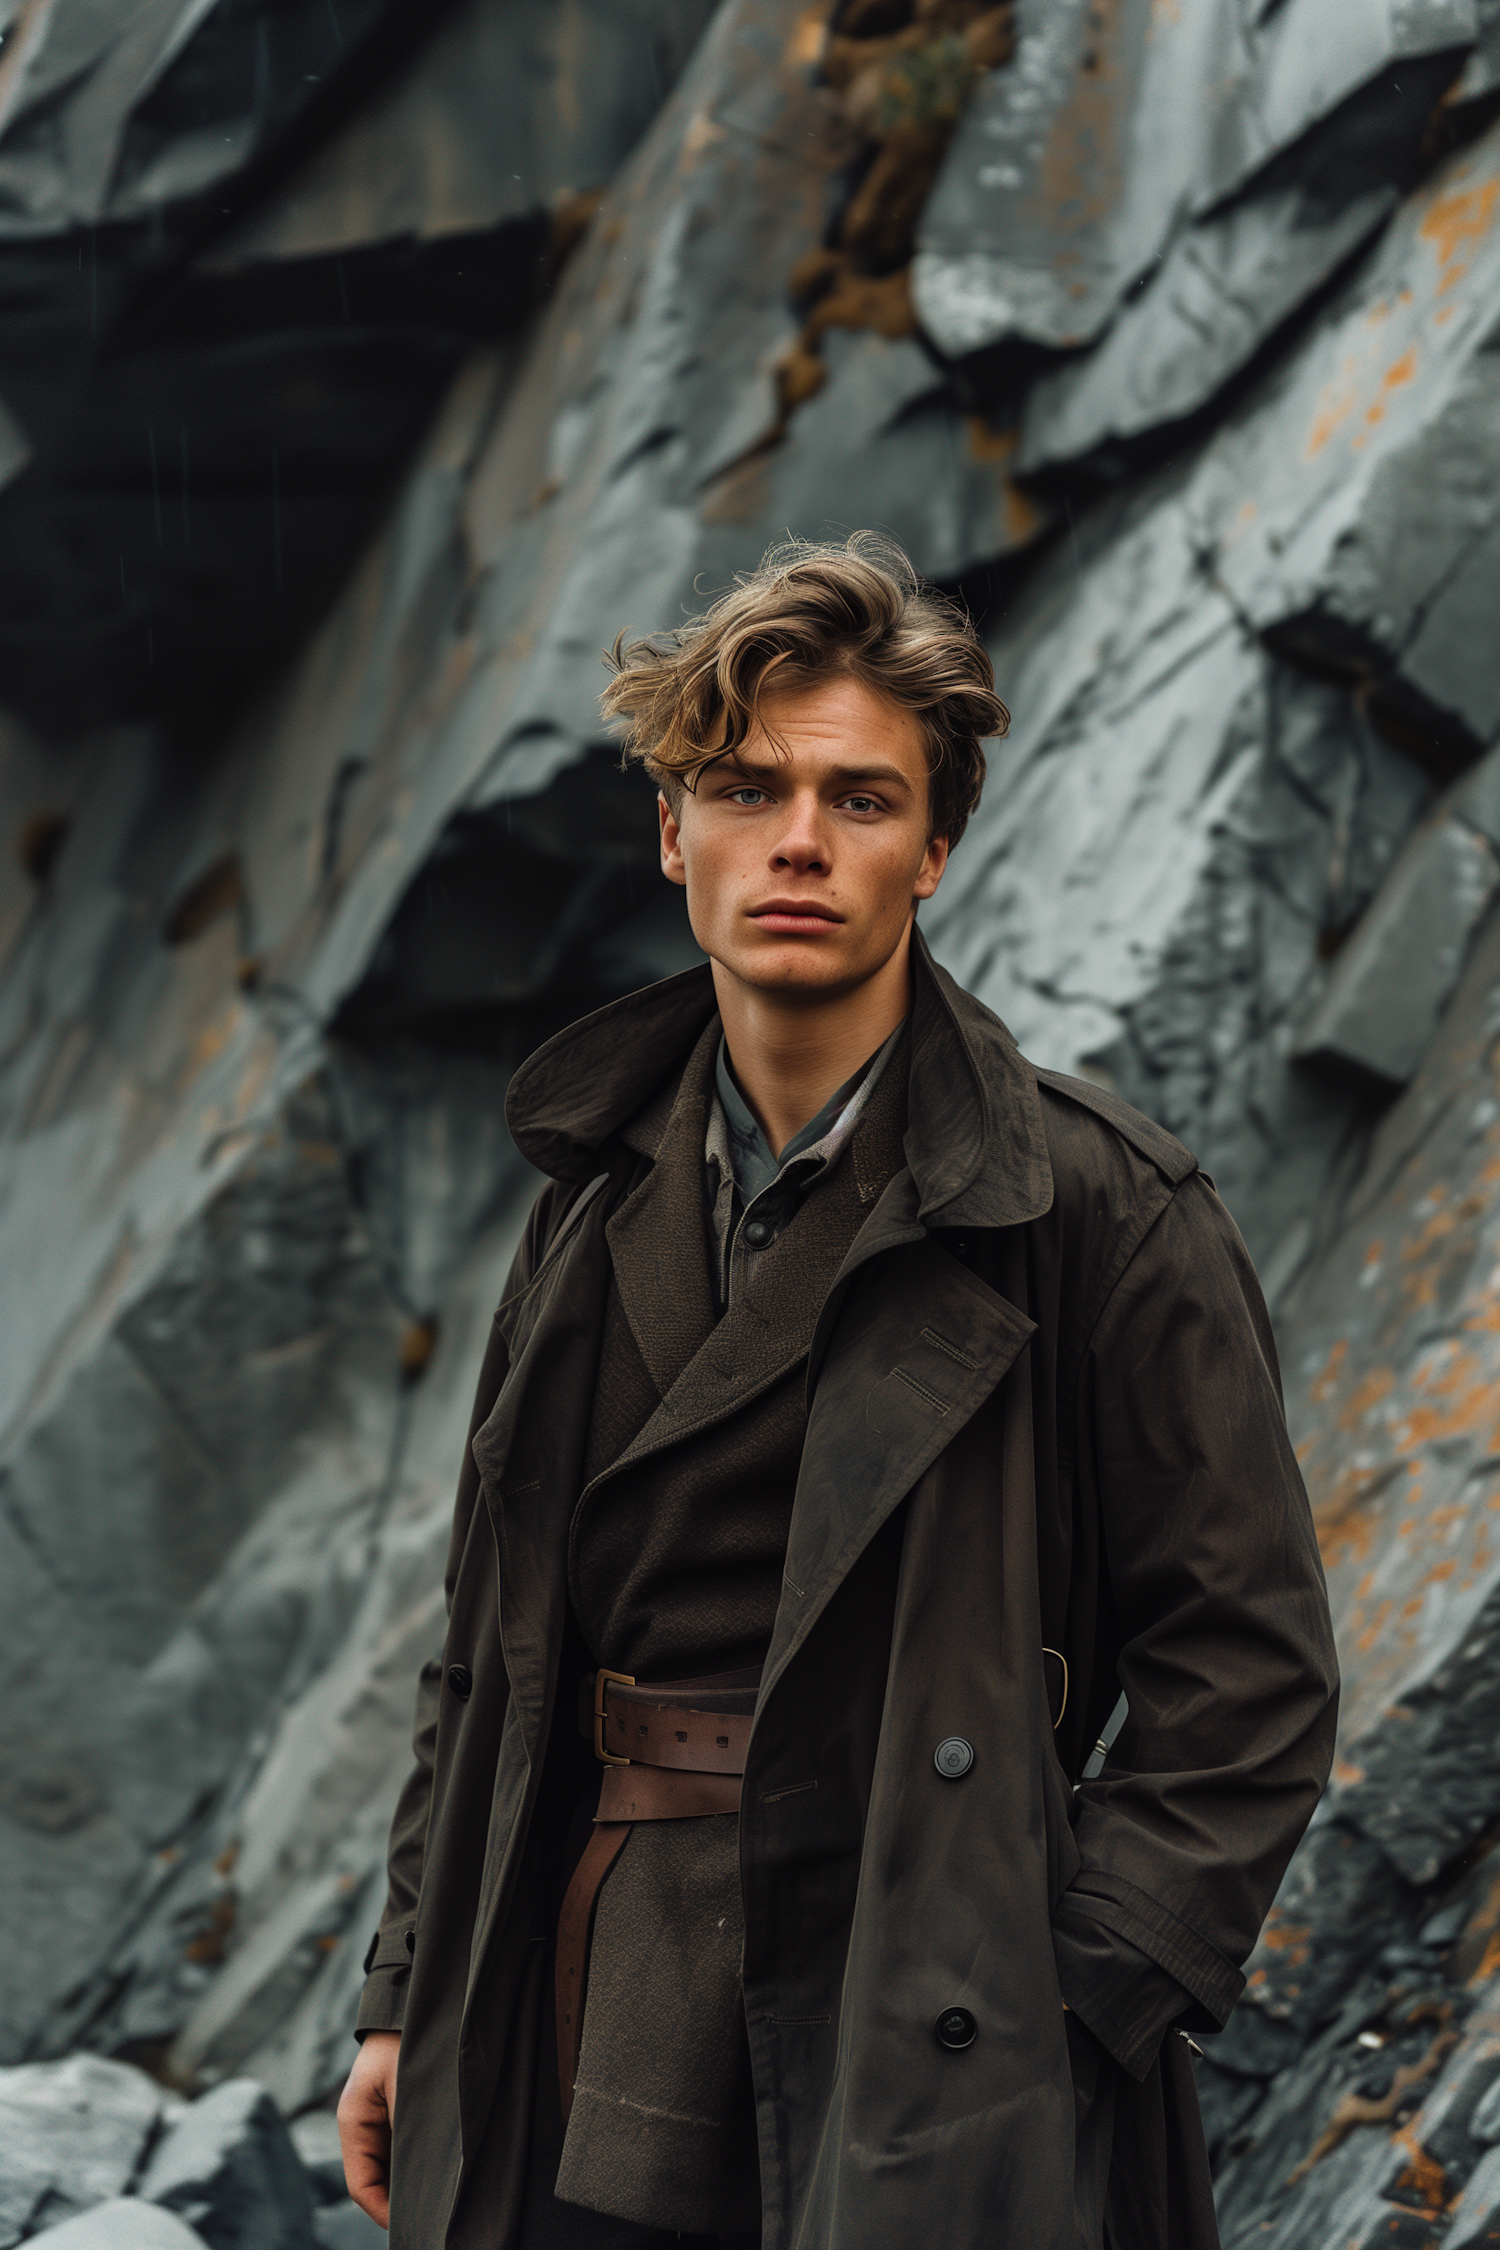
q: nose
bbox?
[770,789,829,874]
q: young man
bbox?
[339,536,1338,2250]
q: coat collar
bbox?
[504,929,1054,1231]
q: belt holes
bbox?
[717,1734,729,1747]
[675,1730,688,1742]
[636,1724,648,1737]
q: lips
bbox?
[749,900,843,928]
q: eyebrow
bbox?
[721,756,914,792]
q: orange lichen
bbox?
[770,0,1016,439]
[1341,1366,1396,1428]
[1361,345,1418,429]
[1356,1598,1395,1654]
[1306,363,1362,458]
[1419,177,1500,272]
[1389,2133,1448,2213]
[1286,2031,1458,2185]
[1310,1338,1348,1404]
[1314,1466,1384,1569]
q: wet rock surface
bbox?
[7,1,1500,2245]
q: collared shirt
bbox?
[703,1018,907,1311]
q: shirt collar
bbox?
[712,1025,903,1208]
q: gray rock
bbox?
[29,2204,207,2250]
[1295,811,1500,1087]
[204,0,718,265]
[1404,2040,1500,2182]
[1192,116,1500,755]
[0,2055,178,2247]
[0,0,396,238]
[139,2079,318,2250]
[0,0,717,741]
[285,2115,340,2177]
[1452,0,1500,100]
[312,2211,385,2250]
[924,473,1430,1267]
[1233,1815,1411,2035]
[1018,186,1398,472]
[1449,2142,1500,2247]
[1471,2072,1500,2144]
[913,0,1474,360]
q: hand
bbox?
[338,2030,400,2228]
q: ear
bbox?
[913,831,950,901]
[659,792,687,888]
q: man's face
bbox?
[658,674,949,1002]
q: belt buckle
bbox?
[594,1668,636,1766]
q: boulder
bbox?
[138,2079,318,2250]
[0,2055,178,2246]
[29,2205,206,2250]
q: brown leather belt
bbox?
[554,1665,759,2122]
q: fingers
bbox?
[338,2035,399,2231]
[341,2106,391,2229]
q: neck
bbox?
[712,926,914,1156]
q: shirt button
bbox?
[743,1219,771,1247]
[446,1664,473,1701]
[934,1737,974,1779]
[935,2007,977,2050]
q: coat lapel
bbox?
[469,1186,613,1758]
[763,1233,1036,1702]
[595,1028,909,1490]
[602,1019,720,1402]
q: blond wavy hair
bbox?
[600,534,1008,847]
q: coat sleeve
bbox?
[353,1181,564,2038]
[1053,1172,1339,2079]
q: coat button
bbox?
[935,2007,977,2051]
[934,1736,974,1779]
[446,1663,472,1701]
[743,1219,771,1247]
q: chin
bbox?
[738,952,859,995]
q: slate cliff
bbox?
[4,4,1500,2243]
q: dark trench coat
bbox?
[357,937,1339,2250]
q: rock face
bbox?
[8,0,1500,2245]
[0,0,718,733]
